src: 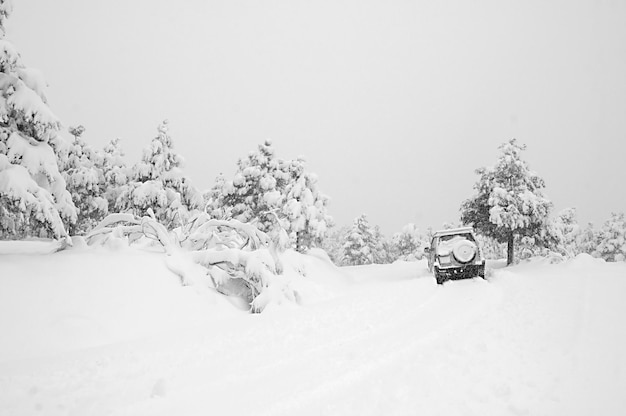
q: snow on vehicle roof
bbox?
[433,227,475,237]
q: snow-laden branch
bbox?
[85,213,292,312]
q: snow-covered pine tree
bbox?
[373,225,394,264]
[59,126,108,235]
[460,139,552,265]
[203,172,226,217]
[320,225,350,265]
[549,207,581,258]
[593,212,626,262]
[282,157,333,252]
[343,214,381,266]
[99,137,129,214]
[0,1,76,240]
[213,141,333,251]
[116,120,202,229]
[576,222,598,257]
[216,140,286,234]
[391,223,428,261]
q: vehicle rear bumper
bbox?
[437,264,484,279]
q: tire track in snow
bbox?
[122,277,502,416]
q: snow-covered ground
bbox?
[1,243,625,416]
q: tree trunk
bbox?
[507,232,515,266]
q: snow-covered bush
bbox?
[593,212,626,262]
[0,2,76,240]
[116,120,202,229]
[461,139,552,265]
[86,212,295,312]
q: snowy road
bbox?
[1,249,625,416]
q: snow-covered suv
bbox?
[425,227,485,284]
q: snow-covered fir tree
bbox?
[460,139,552,265]
[593,212,626,262]
[211,141,332,252]
[99,137,129,214]
[343,214,382,266]
[117,120,202,229]
[0,1,76,240]
[59,126,107,235]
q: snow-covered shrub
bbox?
[116,120,202,229]
[461,139,552,265]
[0,3,76,240]
[593,212,626,262]
[86,212,295,312]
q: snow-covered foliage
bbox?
[474,233,506,260]
[593,212,626,262]
[210,141,332,252]
[461,139,552,265]
[390,223,428,261]
[116,120,202,229]
[320,225,350,265]
[85,212,295,312]
[58,126,108,235]
[99,137,129,213]
[343,214,383,265]
[0,3,76,240]
[281,157,333,251]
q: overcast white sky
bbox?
[7,0,626,234]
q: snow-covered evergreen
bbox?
[593,212,626,262]
[211,141,332,252]
[99,137,129,214]
[343,214,382,266]
[0,1,76,240]
[390,223,428,261]
[281,157,333,252]
[212,140,285,234]
[460,139,552,265]
[116,120,202,229]
[320,225,350,265]
[59,126,107,235]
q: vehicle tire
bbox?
[478,265,486,279]
[435,267,445,285]
[452,240,477,263]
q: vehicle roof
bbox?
[432,227,475,237]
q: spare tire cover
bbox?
[453,240,476,263]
